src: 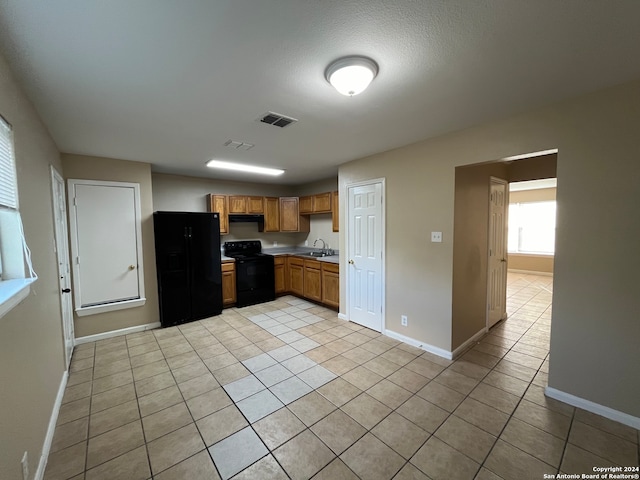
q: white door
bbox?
[69,181,142,310]
[347,181,384,331]
[51,167,74,368]
[487,177,508,328]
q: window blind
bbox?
[0,116,18,210]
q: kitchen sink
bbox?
[305,251,327,257]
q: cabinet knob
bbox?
[128,265,136,270]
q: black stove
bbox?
[224,241,275,307]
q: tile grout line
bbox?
[55,280,636,479]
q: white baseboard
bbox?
[75,322,161,345]
[451,328,488,359]
[338,313,348,321]
[35,370,68,480]
[508,268,553,277]
[545,386,640,430]
[384,329,453,360]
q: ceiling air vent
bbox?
[258,112,298,128]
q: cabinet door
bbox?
[228,195,248,214]
[221,262,236,306]
[288,258,304,296]
[322,264,339,308]
[264,197,280,232]
[207,194,229,234]
[313,192,332,213]
[247,196,265,214]
[299,195,313,214]
[332,190,339,232]
[274,258,286,294]
[280,197,300,232]
[304,260,322,302]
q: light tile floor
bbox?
[45,273,639,479]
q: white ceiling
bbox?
[1,1,640,185]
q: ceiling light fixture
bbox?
[325,56,378,96]
[206,160,284,176]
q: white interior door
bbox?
[69,180,144,314]
[487,177,508,328]
[51,167,74,368]
[347,181,384,332]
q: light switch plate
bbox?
[431,232,443,242]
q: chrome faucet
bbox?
[313,238,327,254]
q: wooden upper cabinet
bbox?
[279,197,310,232]
[332,190,339,232]
[263,197,280,232]
[299,196,313,214]
[299,192,333,214]
[207,194,229,235]
[228,195,264,214]
[313,192,332,213]
[228,195,247,214]
[248,196,265,213]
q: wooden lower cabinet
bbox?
[321,262,340,308]
[221,262,236,307]
[303,259,322,302]
[274,256,286,294]
[279,255,339,309]
[288,257,304,296]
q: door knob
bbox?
[500,259,507,262]
[128,265,136,270]
[61,288,71,293]
[348,260,354,265]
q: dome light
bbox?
[325,56,378,96]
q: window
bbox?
[0,114,37,319]
[508,201,556,255]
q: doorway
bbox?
[451,151,557,351]
[346,179,385,332]
[50,166,74,368]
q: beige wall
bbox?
[339,80,640,418]
[509,153,557,181]
[508,254,554,273]
[62,154,159,337]
[0,54,65,479]
[510,186,556,203]
[508,186,556,273]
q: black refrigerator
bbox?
[153,212,223,327]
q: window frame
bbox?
[507,200,557,256]
[0,113,37,319]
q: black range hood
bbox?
[228,214,265,224]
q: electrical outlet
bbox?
[431,232,443,243]
[273,241,278,247]
[304,240,308,246]
[21,452,28,480]
[401,315,408,327]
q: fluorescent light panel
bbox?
[206,160,284,176]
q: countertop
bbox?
[221,248,339,264]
